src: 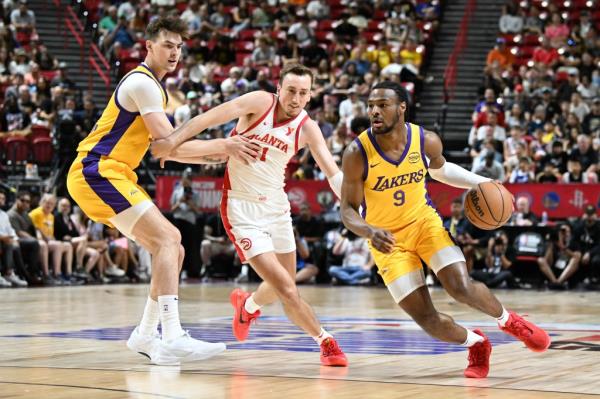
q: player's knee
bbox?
[277,285,300,305]
[178,245,185,261]
[413,311,442,332]
[446,279,472,303]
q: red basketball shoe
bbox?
[464,329,492,378]
[230,288,260,341]
[320,337,348,367]
[500,311,551,352]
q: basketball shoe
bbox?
[230,288,260,341]
[126,327,161,361]
[464,329,492,378]
[152,332,226,366]
[320,337,348,367]
[500,311,551,352]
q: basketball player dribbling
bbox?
[66,17,261,365]
[340,81,550,378]
[152,63,348,366]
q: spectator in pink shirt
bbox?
[544,13,569,48]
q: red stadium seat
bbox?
[238,30,259,41]
[28,125,51,143]
[40,70,58,80]
[367,20,385,31]
[31,137,53,165]
[315,30,334,42]
[317,20,335,31]
[4,136,30,164]
[235,52,251,66]
[234,41,254,52]
[362,31,383,44]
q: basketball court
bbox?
[2,283,599,398]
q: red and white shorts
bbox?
[220,190,295,263]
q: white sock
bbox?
[158,295,185,341]
[496,307,510,327]
[244,293,261,314]
[461,329,485,347]
[312,328,333,345]
[138,297,159,336]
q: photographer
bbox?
[294,227,318,284]
[471,232,518,288]
[537,224,581,289]
[170,174,201,278]
[574,205,600,286]
[328,228,373,285]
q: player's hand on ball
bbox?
[151,137,176,159]
[369,227,395,253]
[224,135,262,164]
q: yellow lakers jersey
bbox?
[355,122,433,232]
[76,63,168,170]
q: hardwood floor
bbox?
[1,283,599,398]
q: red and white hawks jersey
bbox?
[224,94,310,195]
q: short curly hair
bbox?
[145,17,188,40]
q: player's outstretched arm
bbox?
[161,136,261,166]
[301,119,343,198]
[151,91,273,158]
[424,130,491,190]
[340,142,395,253]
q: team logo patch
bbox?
[408,152,420,164]
[129,189,139,197]
[240,238,252,250]
[286,126,294,136]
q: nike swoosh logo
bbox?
[370,163,380,168]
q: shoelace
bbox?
[507,315,533,337]
[468,343,488,366]
[322,339,340,357]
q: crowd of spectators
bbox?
[0,189,153,287]
[85,0,440,178]
[456,0,600,290]
[0,0,102,195]
[1,0,599,290]
[472,0,599,185]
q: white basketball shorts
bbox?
[220,190,295,263]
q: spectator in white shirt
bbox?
[338,87,365,126]
[329,229,373,285]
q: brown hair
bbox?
[279,63,313,86]
[145,17,188,40]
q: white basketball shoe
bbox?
[126,327,161,361]
[152,331,226,366]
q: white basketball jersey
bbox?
[224,94,309,195]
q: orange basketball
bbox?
[464,181,513,230]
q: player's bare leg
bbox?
[127,206,225,365]
[399,285,491,378]
[436,262,504,318]
[230,251,347,366]
[251,251,296,306]
[249,252,321,335]
[436,261,550,352]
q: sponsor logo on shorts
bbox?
[240,238,252,250]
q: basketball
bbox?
[464,181,513,230]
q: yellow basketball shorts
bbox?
[67,152,150,226]
[369,211,459,286]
